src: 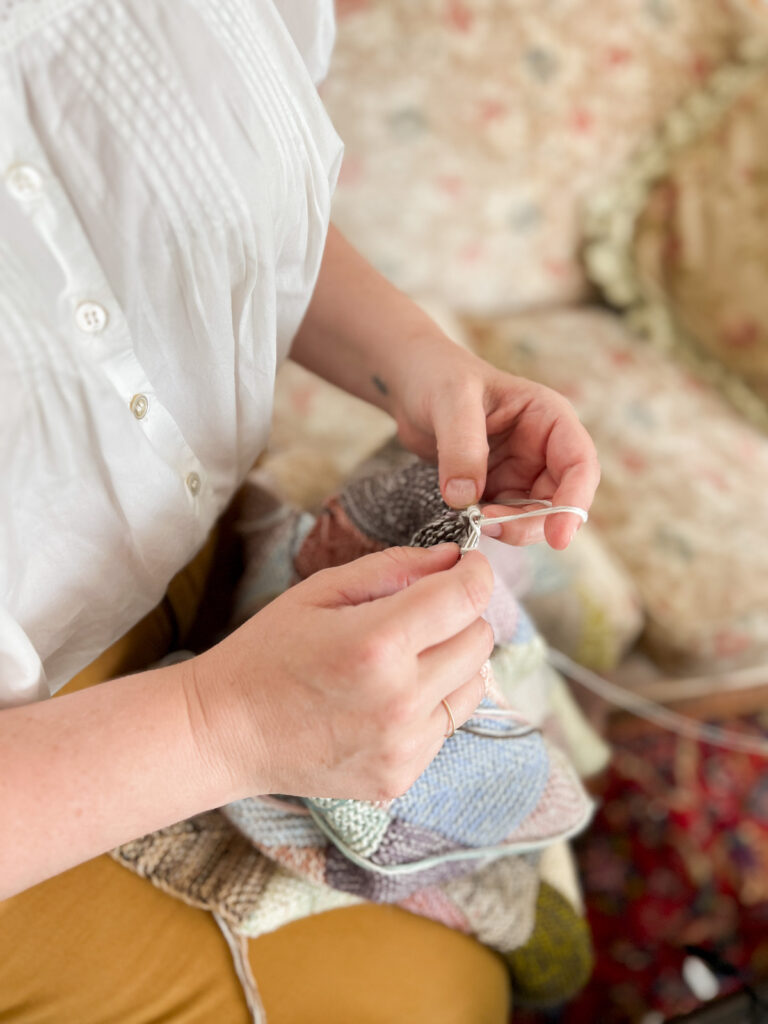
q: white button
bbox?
[5,163,44,200]
[75,301,109,334]
[186,472,201,496]
[130,394,148,419]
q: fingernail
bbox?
[445,478,478,508]
[483,523,503,538]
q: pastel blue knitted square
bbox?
[391,726,549,847]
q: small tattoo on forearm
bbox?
[372,375,389,396]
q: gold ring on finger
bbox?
[441,698,456,739]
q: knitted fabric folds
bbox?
[112,455,593,980]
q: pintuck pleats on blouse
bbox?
[0,0,343,706]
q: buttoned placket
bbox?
[0,67,216,523]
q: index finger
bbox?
[370,550,494,653]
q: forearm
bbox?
[0,659,244,898]
[290,224,455,410]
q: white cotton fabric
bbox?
[0,0,343,706]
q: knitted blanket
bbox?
[111,455,595,1005]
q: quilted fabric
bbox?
[442,854,540,953]
[468,306,768,674]
[223,463,597,910]
[110,465,602,1018]
[247,732,590,905]
[323,0,748,313]
[115,461,605,963]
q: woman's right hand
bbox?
[186,543,494,803]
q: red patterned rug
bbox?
[517,709,768,1022]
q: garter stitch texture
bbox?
[338,460,453,546]
[111,454,594,1009]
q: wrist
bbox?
[176,646,271,804]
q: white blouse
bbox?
[0,0,343,706]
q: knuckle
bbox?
[386,691,418,729]
[459,558,494,614]
[449,377,486,411]
[356,631,396,675]
[549,385,575,413]
[377,546,420,587]
[378,722,419,768]
[440,384,488,445]
[454,434,489,463]
[460,576,488,617]
[450,434,489,464]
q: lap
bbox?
[0,853,510,1024]
[3,519,509,1023]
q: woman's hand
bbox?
[1,545,490,891]
[391,339,600,550]
[291,226,598,549]
[187,544,494,802]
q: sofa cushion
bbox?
[323,0,747,314]
[467,307,768,673]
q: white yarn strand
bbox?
[549,648,768,759]
[454,499,768,758]
[212,912,266,1023]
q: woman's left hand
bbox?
[391,339,600,550]
[290,225,599,549]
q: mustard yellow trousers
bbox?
[0,528,510,1023]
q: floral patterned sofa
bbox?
[251,3,768,1017]
[262,0,768,713]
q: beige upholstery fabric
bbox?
[585,43,768,430]
[323,0,747,314]
[467,307,768,674]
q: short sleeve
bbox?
[271,0,336,86]
[0,607,49,708]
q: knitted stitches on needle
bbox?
[338,460,453,546]
[295,459,470,576]
[297,456,544,648]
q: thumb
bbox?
[308,543,460,608]
[432,388,490,508]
